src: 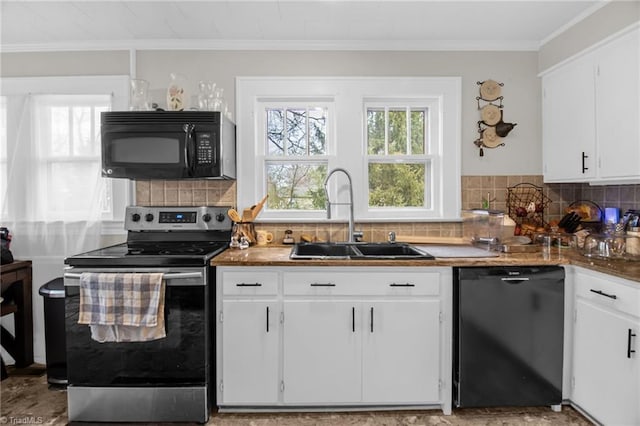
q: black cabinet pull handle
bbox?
[628,329,636,359]
[352,307,355,333]
[582,151,589,173]
[590,289,617,300]
[310,283,336,287]
[236,282,262,287]
[370,307,374,333]
[389,283,415,287]
[266,306,270,333]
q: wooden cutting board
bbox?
[396,235,470,245]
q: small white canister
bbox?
[626,227,640,256]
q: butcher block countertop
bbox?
[212,245,640,284]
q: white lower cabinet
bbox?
[362,300,441,404]
[221,300,280,404]
[219,270,280,405]
[283,300,362,404]
[571,267,640,425]
[216,266,452,413]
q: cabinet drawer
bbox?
[575,272,640,318]
[222,271,279,296]
[283,271,440,296]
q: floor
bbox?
[1,365,592,426]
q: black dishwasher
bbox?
[453,266,564,408]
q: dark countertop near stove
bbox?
[212,245,640,284]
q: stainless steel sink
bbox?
[289,242,434,260]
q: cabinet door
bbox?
[542,52,596,182]
[362,300,441,404]
[573,299,640,425]
[283,300,361,403]
[596,28,640,180]
[221,300,279,404]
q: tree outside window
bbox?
[366,106,430,209]
[264,106,328,210]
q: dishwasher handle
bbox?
[500,277,530,284]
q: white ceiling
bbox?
[1,0,606,52]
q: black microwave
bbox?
[101,111,236,180]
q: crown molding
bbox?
[1,38,541,53]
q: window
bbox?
[263,104,330,210]
[237,77,461,222]
[365,103,438,211]
[33,95,112,219]
[0,97,7,206]
[0,76,130,225]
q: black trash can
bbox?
[39,278,67,385]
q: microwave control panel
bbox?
[195,132,214,165]
[196,133,214,166]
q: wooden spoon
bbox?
[251,195,269,220]
[227,208,242,223]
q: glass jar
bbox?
[129,79,150,111]
[166,73,188,111]
[197,80,216,111]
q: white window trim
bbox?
[236,76,461,223]
[1,75,132,229]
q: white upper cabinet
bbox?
[595,29,640,181]
[542,26,640,184]
[542,51,597,182]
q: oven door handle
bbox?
[64,271,204,286]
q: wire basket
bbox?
[507,183,551,233]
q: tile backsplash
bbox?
[136,177,640,243]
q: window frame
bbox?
[236,76,461,222]
[0,76,131,230]
[257,100,334,219]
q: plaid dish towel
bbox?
[79,272,165,342]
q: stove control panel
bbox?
[125,206,232,231]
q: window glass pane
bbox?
[411,110,425,155]
[267,108,284,156]
[50,106,70,156]
[368,163,425,207]
[266,163,327,210]
[308,107,327,155]
[72,106,95,156]
[388,109,407,155]
[367,109,385,155]
[0,97,6,161]
[34,94,111,220]
[0,97,6,211]
[47,162,101,215]
[286,108,307,156]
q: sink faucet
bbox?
[323,168,362,243]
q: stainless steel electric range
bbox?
[63,205,232,423]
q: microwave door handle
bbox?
[213,140,218,168]
[183,123,196,177]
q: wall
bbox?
[538,1,640,73]
[136,50,540,176]
[2,49,542,176]
[0,50,130,76]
